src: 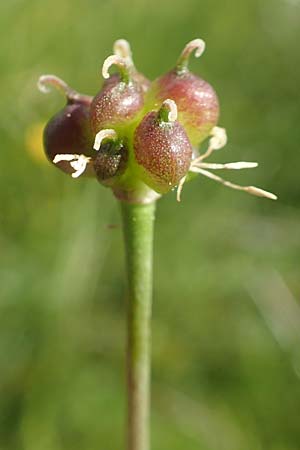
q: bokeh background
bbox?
[1,0,300,449]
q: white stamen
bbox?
[176,175,187,202]
[70,155,90,178]
[209,126,227,150]
[53,154,91,178]
[195,161,258,170]
[193,126,228,164]
[180,125,276,202]
[93,129,118,151]
[246,186,278,200]
[189,166,277,200]
[53,154,77,163]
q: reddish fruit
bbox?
[39,75,94,177]
[90,55,144,133]
[146,39,219,147]
[134,99,193,194]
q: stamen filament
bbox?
[190,166,277,200]
[193,126,227,163]
[53,154,91,178]
[195,161,258,170]
[176,175,187,202]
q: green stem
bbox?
[120,201,156,450]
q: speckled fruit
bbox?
[134,101,193,194]
[93,140,128,186]
[146,39,219,147]
[90,56,144,133]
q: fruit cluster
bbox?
[39,39,276,203]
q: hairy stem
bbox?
[120,201,156,450]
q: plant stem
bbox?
[120,200,156,450]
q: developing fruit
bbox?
[93,129,128,186]
[38,75,94,177]
[38,39,276,203]
[146,39,219,147]
[134,99,193,194]
[90,54,144,136]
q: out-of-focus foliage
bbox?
[1,0,300,449]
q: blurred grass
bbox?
[1,0,300,449]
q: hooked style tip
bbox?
[113,39,133,59]
[102,55,132,82]
[158,99,178,123]
[93,129,118,151]
[38,76,51,94]
[176,38,206,72]
[38,74,74,97]
[188,39,206,58]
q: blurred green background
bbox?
[1,0,300,449]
